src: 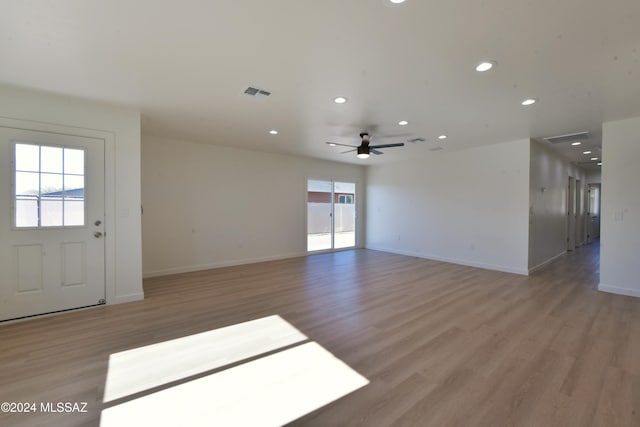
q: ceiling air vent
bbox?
[430,147,443,151]
[408,137,426,143]
[544,131,589,144]
[243,86,271,98]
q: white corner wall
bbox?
[586,170,601,184]
[141,135,366,277]
[529,140,587,272]
[0,84,143,304]
[600,117,640,297]
[366,139,530,275]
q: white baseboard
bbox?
[598,284,640,298]
[528,251,566,274]
[143,252,307,278]
[366,245,529,276]
[111,292,145,304]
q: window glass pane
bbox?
[15,171,40,196]
[41,146,63,173]
[16,197,38,227]
[64,148,84,175]
[41,199,63,226]
[590,187,600,216]
[63,175,85,197]
[15,144,40,172]
[64,200,85,226]
[14,144,87,228]
[308,179,332,193]
[307,179,332,251]
[40,173,63,196]
[333,182,356,249]
[334,182,356,197]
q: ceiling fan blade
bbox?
[340,149,357,154]
[326,142,358,148]
[371,149,384,155]
[369,142,405,149]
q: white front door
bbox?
[0,126,105,321]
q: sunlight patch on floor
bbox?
[101,341,368,427]
[103,315,308,402]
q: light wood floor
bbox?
[1,243,639,426]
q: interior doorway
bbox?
[567,176,576,251]
[575,178,581,247]
[587,184,601,243]
[307,179,356,252]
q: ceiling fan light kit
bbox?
[327,131,406,159]
[357,146,370,159]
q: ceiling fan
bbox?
[326,132,405,159]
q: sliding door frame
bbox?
[305,177,360,253]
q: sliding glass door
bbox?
[307,179,356,252]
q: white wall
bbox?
[529,140,587,271]
[0,84,143,304]
[366,139,530,275]
[141,135,366,277]
[586,170,602,184]
[600,117,640,297]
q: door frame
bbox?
[583,184,590,244]
[0,117,117,307]
[305,176,361,253]
[575,178,581,247]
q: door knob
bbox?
[94,232,103,238]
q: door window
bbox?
[14,143,86,228]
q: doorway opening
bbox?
[567,176,576,251]
[306,180,356,252]
[587,183,601,243]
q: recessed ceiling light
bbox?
[328,143,336,147]
[571,142,582,146]
[389,0,406,3]
[333,96,348,104]
[398,120,409,126]
[597,162,602,166]
[438,135,447,140]
[591,157,598,161]
[583,150,592,154]
[521,98,537,106]
[269,130,278,135]
[475,61,496,72]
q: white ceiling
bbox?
[2,0,640,167]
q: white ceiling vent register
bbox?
[243,86,271,97]
[544,131,589,144]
